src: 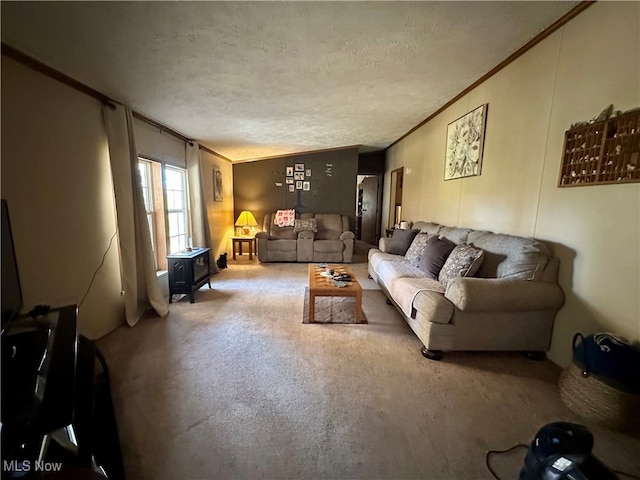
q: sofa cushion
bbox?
[294,218,317,233]
[412,221,441,236]
[386,228,419,255]
[466,231,550,280]
[270,225,296,239]
[314,214,343,240]
[314,239,344,253]
[267,239,297,251]
[405,233,432,266]
[438,226,472,244]
[378,260,428,288]
[418,236,456,279]
[369,251,406,275]
[439,243,484,289]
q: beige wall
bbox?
[1,56,125,338]
[200,150,235,261]
[0,57,238,335]
[386,2,640,366]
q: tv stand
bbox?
[1,306,125,479]
[167,247,212,303]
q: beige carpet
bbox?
[97,251,640,480]
[302,287,367,324]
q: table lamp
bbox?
[235,210,257,236]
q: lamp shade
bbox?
[235,211,257,227]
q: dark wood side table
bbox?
[232,237,256,260]
[167,247,211,303]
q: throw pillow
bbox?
[404,233,431,266]
[438,243,485,289]
[293,218,318,233]
[386,228,420,256]
[417,236,456,279]
[274,209,295,227]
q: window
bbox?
[138,158,191,270]
[165,166,189,255]
[138,161,155,253]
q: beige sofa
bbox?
[368,221,564,360]
[256,212,355,263]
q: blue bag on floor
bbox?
[572,332,640,394]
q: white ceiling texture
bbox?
[1,1,579,162]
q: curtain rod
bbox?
[131,111,193,146]
[198,144,233,163]
[2,42,197,145]
[2,42,117,108]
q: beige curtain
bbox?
[103,104,169,325]
[186,142,219,273]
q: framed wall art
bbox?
[444,104,488,180]
[286,166,293,177]
[213,167,223,202]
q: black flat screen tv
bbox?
[0,199,77,453]
[1,198,23,329]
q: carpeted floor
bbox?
[97,249,640,480]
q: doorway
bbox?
[388,167,403,230]
[356,174,382,245]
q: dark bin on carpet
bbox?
[558,333,640,432]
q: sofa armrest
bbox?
[445,277,564,312]
[255,232,269,240]
[298,231,315,240]
[412,290,454,325]
[340,231,355,241]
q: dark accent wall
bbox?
[233,148,359,231]
[358,150,386,174]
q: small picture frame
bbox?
[285,177,294,184]
[294,172,304,180]
[288,184,295,192]
[213,168,223,202]
[295,163,304,171]
[306,169,312,177]
[303,181,310,191]
[286,166,293,177]
[296,181,303,189]
[235,227,243,237]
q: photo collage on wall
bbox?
[286,163,311,192]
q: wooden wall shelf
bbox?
[559,109,640,187]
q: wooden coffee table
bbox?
[307,263,363,323]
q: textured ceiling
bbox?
[1,1,578,161]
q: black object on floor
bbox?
[92,347,126,480]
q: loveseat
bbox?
[256,212,355,263]
[368,221,564,360]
